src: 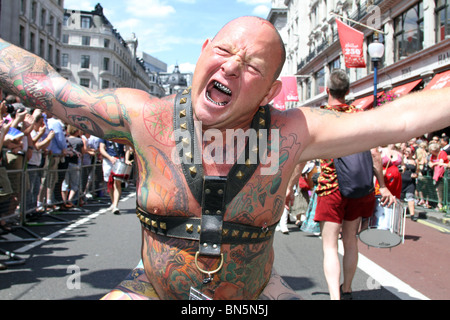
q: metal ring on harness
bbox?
[194,252,224,277]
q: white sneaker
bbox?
[112,207,120,215]
[278,208,290,234]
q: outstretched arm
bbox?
[296,88,450,163]
[0,39,133,143]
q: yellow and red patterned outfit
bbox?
[314,104,376,224]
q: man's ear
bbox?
[202,38,211,52]
[260,80,282,106]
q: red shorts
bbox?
[314,190,376,224]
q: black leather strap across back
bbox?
[141,88,273,257]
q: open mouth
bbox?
[206,81,232,106]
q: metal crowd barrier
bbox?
[0,154,136,266]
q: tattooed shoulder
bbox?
[306,106,342,118]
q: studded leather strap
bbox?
[172,89,271,257]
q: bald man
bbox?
[1,16,449,300]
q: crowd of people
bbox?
[0,94,134,235]
[284,115,450,232]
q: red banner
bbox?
[272,87,286,111]
[336,19,366,68]
[281,76,299,102]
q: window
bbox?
[64,14,70,26]
[31,1,37,22]
[103,57,110,71]
[104,39,110,48]
[328,57,341,72]
[394,3,424,61]
[82,36,91,46]
[81,55,90,68]
[19,26,25,48]
[40,9,46,28]
[20,0,26,14]
[48,44,53,63]
[48,16,54,34]
[62,54,69,67]
[30,32,35,53]
[81,16,91,29]
[102,80,110,89]
[39,39,45,57]
[80,78,90,88]
[436,0,450,42]
[315,68,325,96]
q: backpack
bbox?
[334,151,374,198]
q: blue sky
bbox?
[64,0,272,73]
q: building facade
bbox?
[0,0,64,71]
[60,4,153,93]
[271,0,450,109]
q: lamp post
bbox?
[368,32,385,109]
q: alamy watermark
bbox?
[66,265,81,290]
[172,121,280,175]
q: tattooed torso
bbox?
[132,97,303,300]
[0,40,305,299]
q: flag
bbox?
[281,76,299,102]
[273,87,286,111]
[336,18,366,68]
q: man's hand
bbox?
[378,186,396,207]
[285,188,295,210]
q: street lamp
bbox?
[368,32,385,108]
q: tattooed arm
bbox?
[0,39,137,143]
[294,88,450,164]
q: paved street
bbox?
[0,186,449,300]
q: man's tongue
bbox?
[210,87,229,103]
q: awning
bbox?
[389,79,422,97]
[352,95,374,109]
[352,91,384,110]
[424,70,450,91]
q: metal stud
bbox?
[222,229,229,237]
[180,97,187,104]
[232,230,240,237]
[182,138,190,146]
[151,220,158,228]
[236,171,244,179]
[186,224,194,233]
[179,109,187,118]
[180,123,187,130]
[189,166,197,176]
[242,232,250,238]
[251,232,258,239]
[160,222,167,230]
[259,118,266,127]
[197,226,201,233]
[182,88,190,95]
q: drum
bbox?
[359,197,406,248]
[112,160,132,182]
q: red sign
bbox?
[336,19,366,68]
[272,87,286,111]
[281,77,299,102]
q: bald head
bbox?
[214,16,286,81]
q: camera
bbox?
[3,102,26,114]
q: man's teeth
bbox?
[206,81,232,106]
[206,92,228,106]
[214,81,232,95]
